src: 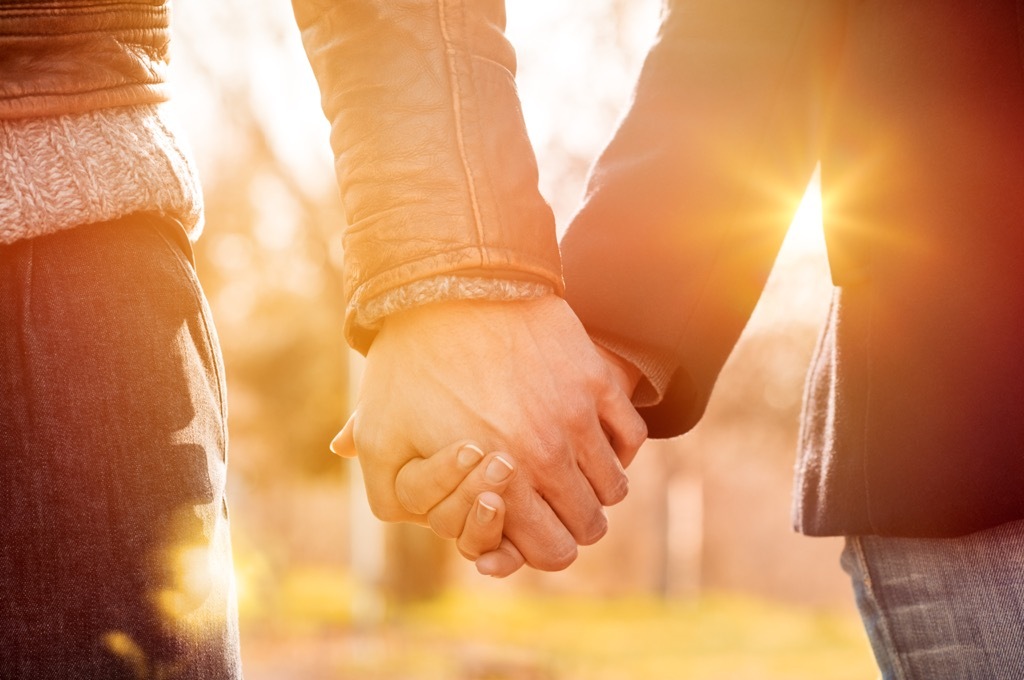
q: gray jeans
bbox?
[844,519,1024,680]
[0,214,241,678]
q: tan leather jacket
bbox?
[0,1,171,120]
[293,0,564,352]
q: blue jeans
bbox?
[843,520,1024,679]
[0,214,241,678]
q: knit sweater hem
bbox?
[0,103,202,245]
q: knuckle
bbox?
[428,511,459,540]
[583,354,608,384]
[456,540,481,562]
[529,441,570,474]
[575,511,608,547]
[535,541,578,572]
[457,479,482,507]
[367,496,402,523]
[625,417,648,450]
[565,401,594,435]
[394,480,425,515]
[601,474,629,506]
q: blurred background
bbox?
[169,1,876,678]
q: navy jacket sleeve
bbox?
[562,0,847,437]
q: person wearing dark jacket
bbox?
[561,4,1024,675]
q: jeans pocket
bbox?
[154,212,198,268]
[147,213,229,439]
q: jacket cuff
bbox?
[355,275,554,332]
[588,331,678,408]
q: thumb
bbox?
[330,411,358,458]
[476,537,527,578]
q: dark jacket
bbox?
[562,0,1024,537]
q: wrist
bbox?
[359,275,554,333]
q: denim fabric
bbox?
[843,520,1024,680]
[0,214,241,679]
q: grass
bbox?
[239,567,878,680]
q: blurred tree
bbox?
[170,0,451,607]
[172,0,348,485]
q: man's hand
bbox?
[346,295,647,572]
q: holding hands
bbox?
[333,295,646,576]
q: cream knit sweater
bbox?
[0,104,202,245]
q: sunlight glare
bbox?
[781,170,826,258]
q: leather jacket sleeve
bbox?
[292,0,563,353]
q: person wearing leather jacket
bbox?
[0,2,513,676]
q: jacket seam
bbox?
[1,82,164,101]
[0,7,164,26]
[1016,0,1024,81]
[861,282,877,533]
[0,1,161,6]
[436,0,488,260]
[0,88,168,121]
[0,2,163,14]
[0,27,165,37]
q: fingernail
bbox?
[457,444,485,469]
[484,455,514,483]
[476,499,497,523]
